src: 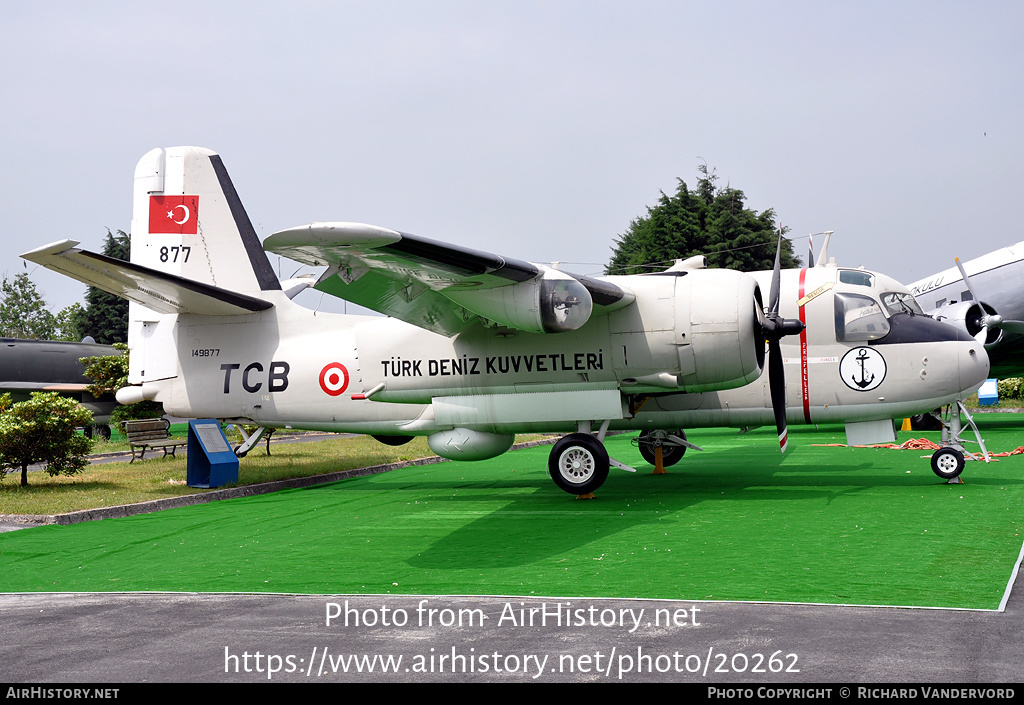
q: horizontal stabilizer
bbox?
[22,240,273,316]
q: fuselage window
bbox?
[838,270,874,287]
[835,292,890,342]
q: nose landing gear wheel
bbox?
[549,433,610,495]
[931,447,965,480]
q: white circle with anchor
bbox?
[839,347,886,392]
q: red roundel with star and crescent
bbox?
[319,362,350,396]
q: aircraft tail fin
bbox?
[131,147,281,293]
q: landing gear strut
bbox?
[925,401,988,482]
[547,420,636,496]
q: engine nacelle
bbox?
[933,300,1002,347]
[674,268,765,392]
[444,267,593,333]
[612,268,765,394]
[428,428,515,461]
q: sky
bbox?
[2,1,1022,314]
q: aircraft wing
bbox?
[264,222,632,337]
[22,240,273,316]
[0,382,91,392]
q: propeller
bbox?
[954,257,1024,346]
[759,236,805,452]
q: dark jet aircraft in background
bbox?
[0,337,118,438]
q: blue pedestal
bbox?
[978,378,999,406]
[186,419,239,488]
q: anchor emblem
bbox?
[839,347,886,392]
[852,349,875,389]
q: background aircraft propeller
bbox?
[954,257,1024,345]
[758,236,805,452]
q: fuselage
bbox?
[154,263,988,438]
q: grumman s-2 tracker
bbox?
[23,147,989,495]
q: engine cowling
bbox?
[611,268,765,394]
[444,267,593,334]
[674,268,766,392]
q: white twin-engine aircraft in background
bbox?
[909,242,1024,378]
[23,147,989,495]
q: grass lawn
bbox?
[0,433,436,515]
[1,417,1022,608]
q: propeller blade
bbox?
[769,234,782,314]
[954,257,981,303]
[760,233,800,453]
[768,339,788,452]
[1000,320,1024,334]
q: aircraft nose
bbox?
[958,342,991,395]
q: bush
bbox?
[997,378,1023,400]
[0,392,93,487]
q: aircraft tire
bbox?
[372,435,414,446]
[911,413,944,432]
[549,433,609,495]
[637,430,687,467]
[930,447,965,480]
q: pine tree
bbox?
[607,165,799,275]
[83,230,130,343]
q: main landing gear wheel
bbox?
[372,435,414,446]
[637,430,687,467]
[548,433,610,495]
[931,447,965,480]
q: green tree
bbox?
[53,302,89,342]
[0,392,93,487]
[0,272,56,339]
[80,343,163,425]
[607,165,800,275]
[82,230,130,344]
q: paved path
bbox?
[1,572,1021,683]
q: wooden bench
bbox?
[123,418,187,463]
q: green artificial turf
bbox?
[1,418,1022,609]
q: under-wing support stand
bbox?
[230,424,274,458]
[929,400,989,482]
[634,429,704,474]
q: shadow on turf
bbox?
[356,435,1004,570]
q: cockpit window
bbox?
[839,270,874,287]
[880,291,924,316]
[835,292,890,342]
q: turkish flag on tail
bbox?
[149,195,199,234]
